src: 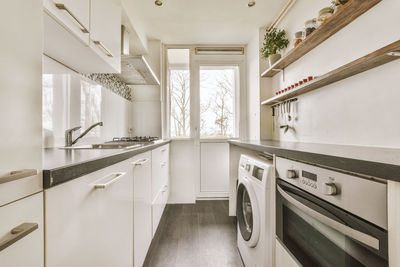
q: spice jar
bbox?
[304,19,317,37]
[318,8,334,25]
[294,31,303,47]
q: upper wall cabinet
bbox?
[43,0,121,73]
[43,0,90,45]
[90,0,121,72]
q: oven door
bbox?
[276,179,388,267]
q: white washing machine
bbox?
[237,154,274,267]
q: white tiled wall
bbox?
[42,56,133,148]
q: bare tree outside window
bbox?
[200,67,236,138]
[169,69,190,137]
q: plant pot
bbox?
[268,54,281,67]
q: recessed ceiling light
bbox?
[155,0,163,6]
[248,0,255,7]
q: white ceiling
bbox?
[123,0,287,44]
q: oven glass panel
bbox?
[279,200,388,267]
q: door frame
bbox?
[191,53,247,199]
[162,45,247,200]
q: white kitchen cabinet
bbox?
[0,193,44,267]
[43,0,122,73]
[90,0,121,72]
[151,144,170,235]
[45,159,133,267]
[43,0,90,45]
[132,152,152,267]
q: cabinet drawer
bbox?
[151,182,169,236]
[45,159,133,267]
[151,144,170,201]
[0,193,44,267]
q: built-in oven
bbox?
[275,157,388,267]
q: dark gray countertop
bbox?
[228,140,400,181]
[43,140,171,189]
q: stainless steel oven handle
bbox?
[277,185,380,250]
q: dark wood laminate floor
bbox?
[143,200,244,267]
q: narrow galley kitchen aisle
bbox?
[143,201,243,267]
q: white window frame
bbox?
[162,45,247,141]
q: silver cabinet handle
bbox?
[161,162,167,167]
[94,172,126,189]
[55,3,89,33]
[0,169,38,184]
[93,40,113,57]
[0,223,38,252]
[131,158,150,167]
[161,148,167,152]
[277,185,380,250]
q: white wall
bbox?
[131,40,162,138]
[246,31,261,140]
[43,56,133,147]
[168,140,196,204]
[246,28,273,141]
[261,0,400,148]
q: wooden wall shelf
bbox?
[261,0,382,78]
[261,40,400,105]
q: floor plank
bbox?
[143,200,243,267]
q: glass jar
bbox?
[318,7,334,25]
[304,19,317,37]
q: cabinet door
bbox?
[0,193,44,267]
[132,152,152,267]
[45,159,133,267]
[90,0,121,72]
[43,0,90,45]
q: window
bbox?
[168,49,190,138]
[200,66,238,138]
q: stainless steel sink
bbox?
[59,143,142,150]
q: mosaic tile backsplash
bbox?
[85,73,132,101]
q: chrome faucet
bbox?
[65,122,103,147]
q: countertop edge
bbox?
[228,140,400,182]
[43,140,171,189]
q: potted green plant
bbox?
[260,28,289,67]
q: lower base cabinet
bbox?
[45,159,134,267]
[0,192,44,267]
[132,152,152,267]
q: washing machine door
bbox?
[237,177,260,247]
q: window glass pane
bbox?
[168,49,190,138]
[200,66,237,138]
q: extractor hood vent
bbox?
[195,47,244,55]
[117,25,160,85]
[119,56,160,85]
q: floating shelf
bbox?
[261,40,400,105]
[261,0,382,78]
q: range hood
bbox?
[117,25,160,85]
[120,55,160,85]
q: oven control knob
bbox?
[286,170,298,179]
[322,182,337,195]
